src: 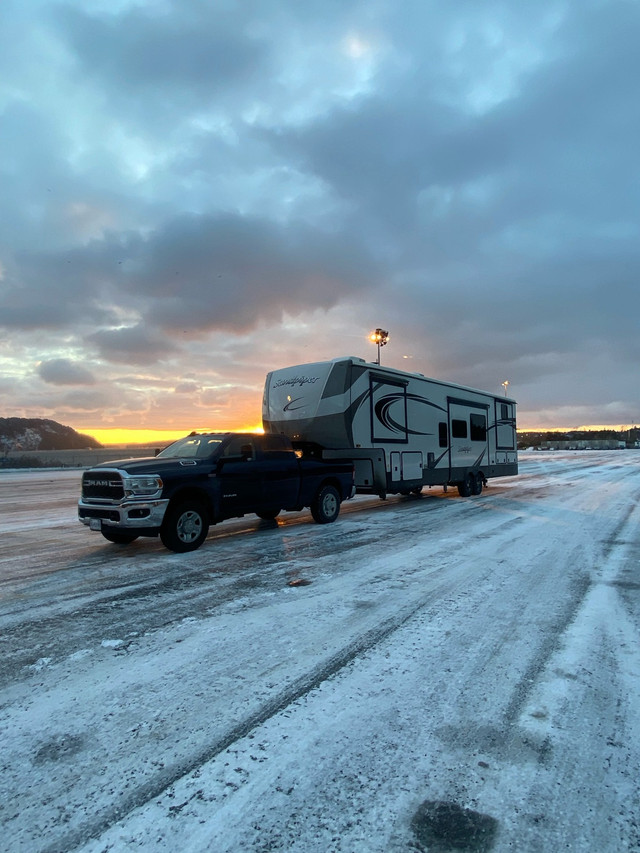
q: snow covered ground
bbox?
[1,451,639,852]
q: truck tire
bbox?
[310,484,340,524]
[257,509,281,520]
[101,529,139,544]
[160,501,209,552]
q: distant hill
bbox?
[0,418,102,452]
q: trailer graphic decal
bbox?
[283,396,305,412]
[373,392,444,437]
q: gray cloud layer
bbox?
[1,0,638,430]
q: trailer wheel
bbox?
[471,474,484,495]
[310,484,341,524]
[457,474,474,497]
[257,508,281,520]
[101,529,139,545]
[160,501,209,552]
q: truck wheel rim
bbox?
[177,511,202,542]
[323,493,337,517]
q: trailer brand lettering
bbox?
[273,376,319,389]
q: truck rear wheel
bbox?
[101,529,139,545]
[311,485,340,524]
[160,501,209,552]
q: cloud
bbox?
[1,0,639,430]
[37,358,96,386]
[87,325,179,365]
[1,211,380,340]
[53,3,271,102]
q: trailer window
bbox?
[451,419,467,439]
[470,413,487,441]
[439,422,448,448]
[501,403,509,420]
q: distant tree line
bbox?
[0,418,102,454]
[518,428,639,449]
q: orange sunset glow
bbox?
[84,425,264,447]
[82,422,639,448]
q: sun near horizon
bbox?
[85,425,265,447]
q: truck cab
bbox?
[79,432,355,552]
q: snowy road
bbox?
[1,452,639,852]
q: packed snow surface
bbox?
[1,452,639,852]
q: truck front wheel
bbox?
[311,485,341,524]
[161,501,210,552]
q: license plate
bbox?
[89,518,102,531]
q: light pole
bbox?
[369,328,389,364]
[502,380,510,397]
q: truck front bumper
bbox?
[78,498,170,530]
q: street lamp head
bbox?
[370,328,389,345]
[369,328,390,364]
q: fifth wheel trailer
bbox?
[263,356,517,498]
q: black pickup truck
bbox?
[78,432,355,552]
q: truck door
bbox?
[448,400,489,474]
[217,436,264,515]
[257,435,300,509]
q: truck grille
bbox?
[82,471,124,501]
[78,507,120,522]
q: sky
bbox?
[1,0,639,441]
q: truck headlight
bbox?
[123,475,163,497]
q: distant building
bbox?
[519,428,639,450]
[538,439,626,451]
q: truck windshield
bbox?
[157,434,226,459]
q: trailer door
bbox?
[448,399,489,473]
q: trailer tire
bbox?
[471,474,484,495]
[160,501,209,552]
[310,484,341,524]
[457,474,474,497]
[101,529,139,545]
[257,509,281,520]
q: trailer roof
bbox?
[272,356,517,403]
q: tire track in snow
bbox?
[37,512,526,853]
[41,581,457,853]
[502,485,640,727]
